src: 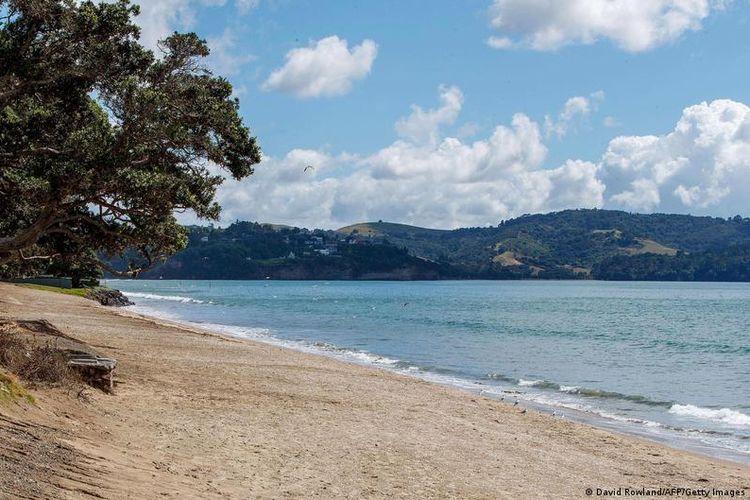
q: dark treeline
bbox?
[133,210,750,281]
[593,245,750,281]
[140,222,447,280]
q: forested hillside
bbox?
[140,210,750,281]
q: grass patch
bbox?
[15,283,90,297]
[0,369,34,405]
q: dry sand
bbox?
[0,282,748,499]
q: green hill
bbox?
[140,210,750,281]
[336,222,448,238]
[330,210,750,279]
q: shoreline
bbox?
[123,299,750,466]
[1,283,748,498]
[109,277,750,284]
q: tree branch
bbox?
[18,249,60,261]
[0,207,59,255]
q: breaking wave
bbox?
[669,405,750,427]
[123,292,207,304]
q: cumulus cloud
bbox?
[262,36,378,98]
[207,94,750,229]
[456,122,481,139]
[602,99,750,213]
[486,0,726,52]
[208,87,606,229]
[394,86,464,144]
[544,90,605,138]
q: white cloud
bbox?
[124,0,255,85]
[394,86,464,144]
[236,0,259,14]
[209,88,605,229]
[127,0,239,50]
[602,99,750,213]
[185,90,750,229]
[603,116,622,128]
[206,29,254,75]
[131,0,198,51]
[486,0,726,52]
[457,122,481,139]
[262,36,378,98]
[544,91,604,138]
[486,36,516,49]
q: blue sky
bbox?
[132,0,750,229]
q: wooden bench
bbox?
[1,319,118,392]
[65,351,117,391]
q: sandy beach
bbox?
[0,282,747,499]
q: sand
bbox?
[0,282,748,499]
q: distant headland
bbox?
[130,209,750,282]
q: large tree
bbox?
[0,0,261,275]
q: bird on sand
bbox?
[513,400,519,406]
[520,409,527,414]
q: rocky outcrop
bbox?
[85,288,133,307]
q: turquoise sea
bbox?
[108,279,750,463]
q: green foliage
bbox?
[135,210,750,281]
[46,249,102,287]
[0,0,260,276]
[593,245,750,281]
[140,223,446,280]
[346,209,750,280]
[15,283,90,297]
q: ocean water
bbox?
[108,279,750,463]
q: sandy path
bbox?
[0,283,748,499]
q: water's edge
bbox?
[121,302,750,466]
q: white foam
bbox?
[188,321,273,340]
[559,385,580,393]
[527,394,669,429]
[123,292,207,304]
[519,379,544,387]
[125,305,181,321]
[321,347,400,366]
[596,411,665,428]
[669,404,750,427]
[130,312,404,370]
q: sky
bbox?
[129,0,750,229]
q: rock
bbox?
[85,288,133,307]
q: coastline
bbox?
[122,290,750,466]
[1,282,748,498]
